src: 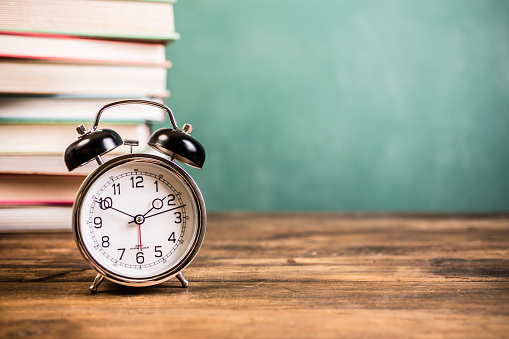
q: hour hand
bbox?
[95,197,135,218]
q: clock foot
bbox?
[176,272,189,288]
[89,273,104,293]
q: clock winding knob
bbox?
[76,124,88,135]
[182,123,193,135]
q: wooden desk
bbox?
[0,213,508,338]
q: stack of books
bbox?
[0,0,179,230]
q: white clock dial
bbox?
[73,154,205,284]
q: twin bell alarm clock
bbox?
[64,99,206,293]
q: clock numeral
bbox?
[154,180,159,192]
[167,194,176,206]
[130,176,144,188]
[98,197,113,210]
[174,211,182,224]
[168,232,176,243]
[102,236,110,248]
[93,217,102,228]
[136,251,144,264]
[118,248,125,260]
[155,245,162,258]
[112,183,120,195]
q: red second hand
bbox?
[138,224,143,252]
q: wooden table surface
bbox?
[0,213,508,338]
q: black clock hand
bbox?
[94,199,135,218]
[128,197,166,224]
[110,207,135,218]
[143,197,166,217]
[144,204,186,220]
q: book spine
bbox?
[0,29,180,43]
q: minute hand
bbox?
[144,204,186,220]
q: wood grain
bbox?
[0,213,508,338]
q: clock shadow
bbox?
[94,281,189,296]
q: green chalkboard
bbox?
[162,0,509,211]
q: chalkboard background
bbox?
[162,0,509,211]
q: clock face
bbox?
[73,154,205,284]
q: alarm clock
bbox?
[64,99,206,293]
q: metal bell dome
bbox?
[64,128,122,171]
[148,124,205,169]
